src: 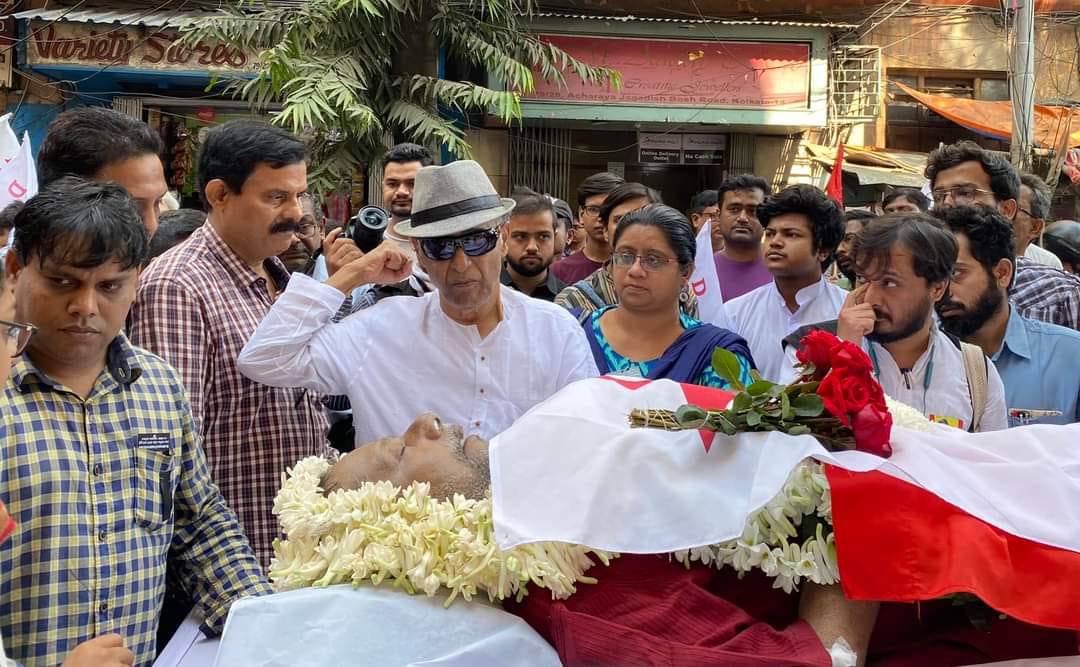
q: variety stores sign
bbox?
[526,34,811,110]
[26,20,256,72]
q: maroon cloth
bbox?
[552,251,605,285]
[507,554,1079,667]
[713,252,774,301]
[506,554,830,667]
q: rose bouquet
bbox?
[630,329,894,457]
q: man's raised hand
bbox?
[325,234,412,295]
[836,282,876,345]
[61,634,134,667]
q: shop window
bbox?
[885,70,1010,153]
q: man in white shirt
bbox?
[726,184,846,384]
[833,213,1007,432]
[238,160,599,445]
[1017,173,1064,270]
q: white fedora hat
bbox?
[394,160,516,238]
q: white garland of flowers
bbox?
[270,397,935,602]
[269,456,612,605]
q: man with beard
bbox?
[712,174,774,301]
[834,210,876,288]
[935,205,1080,425]
[500,188,565,301]
[128,121,340,566]
[833,213,1007,431]
[276,193,326,275]
[927,140,1080,330]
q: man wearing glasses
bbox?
[551,172,624,285]
[238,160,598,446]
[926,140,1080,331]
[128,120,340,567]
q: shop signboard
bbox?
[26,20,257,73]
[527,35,811,110]
[637,132,725,165]
[638,132,682,164]
[681,133,727,164]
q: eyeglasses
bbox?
[930,185,993,205]
[1016,207,1036,219]
[419,229,500,261]
[1,319,35,355]
[581,205,602,217]
[611,251,676,272]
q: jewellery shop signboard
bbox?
[25,20,258,73]
[638,133,727,165]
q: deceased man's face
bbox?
[323,413,491,499]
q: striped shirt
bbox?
[129,223,336,567]
[553,264,699,320]
[1011,256,1080,331]
[0,336,271,667]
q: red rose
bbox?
[817,368,853,426]
[797,329,840,380]
[852,403,893,457]
[828,340,873,376]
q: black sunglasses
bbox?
[419,229,500,261]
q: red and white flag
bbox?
[687,221,734,331]
[490,377,1080,630]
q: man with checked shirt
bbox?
[0,178,270,666]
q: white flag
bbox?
[0,114,20,164]
[490,377,1080,555]
[687,221,734,331]
[0,132,38,210]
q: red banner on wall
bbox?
[525,34,811,109]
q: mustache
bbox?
[270,219,302,234]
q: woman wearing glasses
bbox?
[582,205,755,389]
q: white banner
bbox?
[0,132,38,212]
[688,220,734,331]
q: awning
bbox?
[8,7,221,27]
[894,81,1080,150]
[804,143,927,188]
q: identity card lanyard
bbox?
[868,341,935,415]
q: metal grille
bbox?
[830,44,882,123]
[509,126,572,204]
[727,133,755,176]
[112,96,143,120]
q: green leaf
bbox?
[781,393,793,421]
[712,348,745,391]
[787,424,813,436]
[675,405,709,429]
[750,369,763,383]
[790,394,825,417]
[713,411,738,435]
[732,392,752,411]
[746,381,773,396]
[746,410,762,427]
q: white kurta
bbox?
[726,277,847,384]
[238,274,599,444]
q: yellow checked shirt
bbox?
[0,336,272,667]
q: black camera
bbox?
[344,205,390,253]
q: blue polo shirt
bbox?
[991,306,1080,426]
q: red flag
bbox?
[825,143,845,206]
[826,465,1080,631]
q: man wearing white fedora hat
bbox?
[238,160,599,446]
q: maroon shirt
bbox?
[552,251,604,285]
[714,252,774,301]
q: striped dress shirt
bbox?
[129,223,336,567]
[1010,256,1080,331]
[0,337,271,667]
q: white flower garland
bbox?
[271,399,934,602]
[269,457,612,605]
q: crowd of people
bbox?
[0,105,1078,666]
